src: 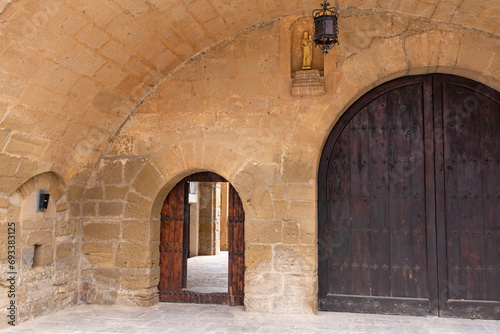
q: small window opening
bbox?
[32,244,42,268]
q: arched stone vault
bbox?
[0,0,499,325]
[0,0,498,194]
[74,10,499,314]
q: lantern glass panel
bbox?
[325,19,334,35]
[315,20,325,36]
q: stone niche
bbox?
[290,17,325,96]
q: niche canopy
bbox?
[312,0,339,54]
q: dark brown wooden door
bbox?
[434,75,500,319]
[228,184,245,306]
[319,74,500,319]
[159,181,187,302]
[159,173,245,306]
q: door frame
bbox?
[158,172,245,305]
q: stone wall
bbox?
[0,173,77,327]
[198,182,221,256]
[78,9,499,315]
[0,4,498,328]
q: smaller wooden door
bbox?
[159,173,245,305]
[228,184,245,306]
[159,181,188,302]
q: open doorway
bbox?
[158,172,245,305]
[186,181,229,294]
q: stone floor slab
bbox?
[1,303,499,334]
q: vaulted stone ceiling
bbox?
[0,0,498,193]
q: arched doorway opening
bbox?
[318,74,500,319]
[159,172,245,305]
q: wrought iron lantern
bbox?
[312,1,339,54]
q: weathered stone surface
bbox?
[121,272,154,290]
[122,221,150,242]
[82,243,115,268]
[272,296,315,314]
[22,218,54,230]
[244,295,271,313]
[27,230,53,245]
[55,243,74,261]
[57,221,76,236]
[124,193,152,219]
[83,187,104,200]
[95,161,123,185]
[105,186,129,200]
[273,245,316,273]
[115,243,151,268]
[82,202,97,218]
[245,221,281,244]
[283,274,316,297]
[83,222,120,241]
[245,244,272,269]
[94,268,120,289]
[21,245,34,269]
[289,201,315,221]
[132,163,164,197]
[245,272,282,295]
[98,202,124,218]
[282,222,300,245]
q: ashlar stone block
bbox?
[115,243,151,268]
[273,245,316,273]
[82,242,114,268]
[83,222,120,241]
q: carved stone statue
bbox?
[301,31,313,70]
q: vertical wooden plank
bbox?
[228,186,235,303]
[182,182,190,289]
[349,105,371,295]
[441,81,462,301]
[328,126,351,295]
[433,76,450,315]
[228,184,245,306]
[457,86,484,301]
[480,95,500,302]
[159,181,185,302]
[387,85,414,298]
[159,217,166,299]
[237,186,245,306]
[174,183,184,300]
[408,83,427,299]
[367,95,391,297]
[422,75,438,313]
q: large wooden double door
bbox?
[319,74,500,318]
[159,172,245,305]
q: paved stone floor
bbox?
[187,252,228,293]
[1,303,499,334]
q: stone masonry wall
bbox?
[0,1,497,329]
[79,9,499,315]
[0,173,77,328]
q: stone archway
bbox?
[158,172,245,305]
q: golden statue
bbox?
[301,31,313,70]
